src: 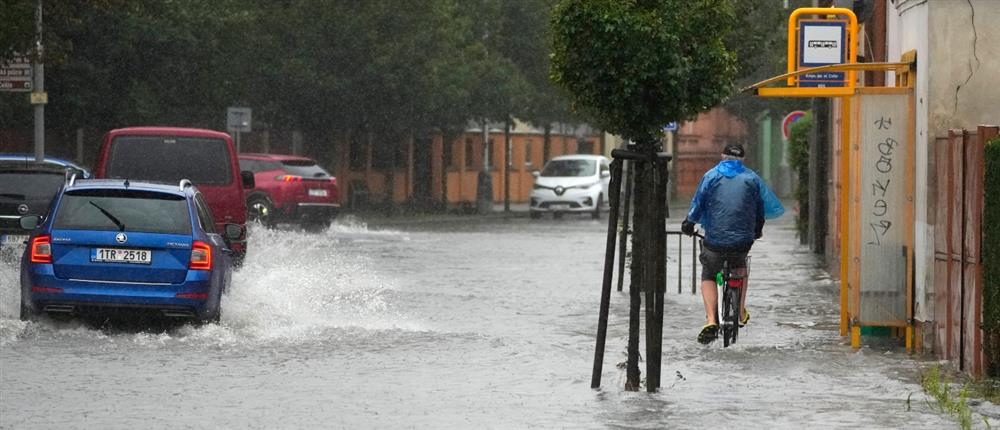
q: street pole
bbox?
[32,0,44,163]
[504,117,511,212]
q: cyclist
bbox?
[681,143,784,344]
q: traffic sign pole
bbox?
[33,0,45,163]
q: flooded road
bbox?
[0,212,975,428]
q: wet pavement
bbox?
[0,210,993,429]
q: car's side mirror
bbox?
[223,223,243,241]
[601,170,611,178]
[241,170,256,189]
[19,215,40,230]
[532,171,540,178]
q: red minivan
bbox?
[94,127,254,262]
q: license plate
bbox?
[1,235,27,245]
[92,248,152,264]
[308,189,328,197]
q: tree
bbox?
[551,0,738,392]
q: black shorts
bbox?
[699,248,748,281]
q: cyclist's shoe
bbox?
[740,309,750,327]
[698,324,719,344]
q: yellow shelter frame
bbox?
[744,46,918,351]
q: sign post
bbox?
[226,107,252,153]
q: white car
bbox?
[530,155,611,219]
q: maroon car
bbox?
[238,153,340,229]
[95,127,252,263]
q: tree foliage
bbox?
[984,136,1000,376]
[0,0,582,156]
[549,0,737,143]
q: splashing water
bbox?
[0,222,419,348]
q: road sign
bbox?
[663,122,678,132]
[782,110,807,140]
[797,20,848,87]
[226,107,252,133]
[0,55,32,92]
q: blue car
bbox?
[19,178,240,323]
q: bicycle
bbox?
[694,232,750,347]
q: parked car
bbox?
[529,155,611,219]
[0,161,70,238]
[93,127,254,263]
[238,153,340,230]
[18,178,240,323]
[0,154,91,178]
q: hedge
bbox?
[787,114,813,243]
[985,135,1000,377]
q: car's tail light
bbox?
[30,235,52,264]
[330,177,338,186]
[276,175,303,182]
[190,241,212,271]
[32,286,63,294]
[175,292,208,300]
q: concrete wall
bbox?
[885,0,1000,344]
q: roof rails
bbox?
[179,179,193,191]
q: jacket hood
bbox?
[715,160,745,178]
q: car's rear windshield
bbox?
[107,136,233,185]
[0,171,65,199]
[53,189,192,235]
[540,159,596,177]
[282,160,331,179]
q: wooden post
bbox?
[617,161,633,292]
[591,158,624,389]
[629,140,657,391]
[648,153,670,392]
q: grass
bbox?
[920,365,986,430]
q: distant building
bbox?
[673,107,748,200]
[328,120,603,210]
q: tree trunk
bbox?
[543,125,552,164]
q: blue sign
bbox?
[664,122,678,132]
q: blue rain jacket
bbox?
[686,160,785,250]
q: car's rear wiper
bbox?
[0,193,26,200]
[89,201,126,231]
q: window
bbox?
[194,193,215,233]
[0,171,65,199]
[371,138,395,169]
[600,160,610,176]
[464,138,476,168]
[53,189,192,235]
[486,139,495,169]
[577,139,595,154]
[108,136,232,185]
[540,159,597,177]
[238,159,258,172]
[282,160,331,179]
[524,139,534,169]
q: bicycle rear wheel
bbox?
[721,285,738,347]
[727,286,741,345]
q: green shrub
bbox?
[786,114,812,243]
[985,135,1000,377]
